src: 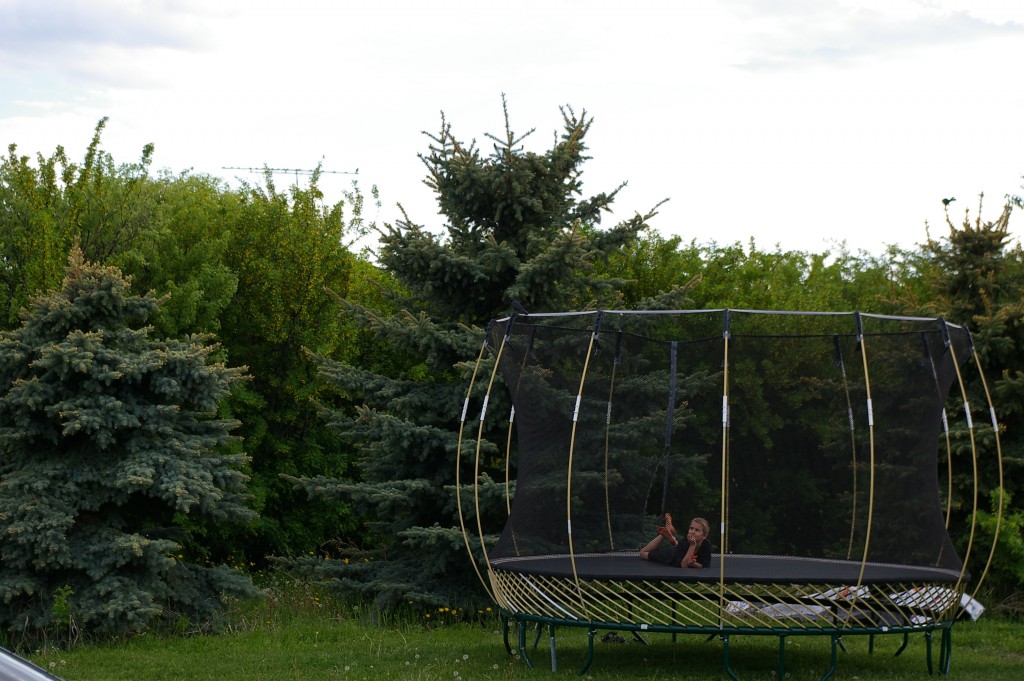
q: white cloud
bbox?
[0,0,216,87]
[729,1,1024,70]
[1,0,1021,255]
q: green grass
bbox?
[27,579,1024,681]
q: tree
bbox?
[0,119,157,329]
[0,248,254,639]
[286,100,687,608]
[115,171,240,340]
[915,194,1024,602]
[217,173,369,559]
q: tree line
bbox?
[1,104,1021,641]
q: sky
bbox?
[2,0,1023,256]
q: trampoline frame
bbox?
[456,309,1004,680]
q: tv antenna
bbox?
[222,166,359,185]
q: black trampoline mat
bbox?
[489,553,964,585]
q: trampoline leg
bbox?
[579,628,597,676]
[502,616,512,656]
[939,626,952,676]
[869,633,875,655]
[837,635,848,654]
[532,621,543,650]
[818,634,839,681]
[548,624,557,672]
[925,630,933,675]
[721,634,740,681]
[517,620,534,670]
[893,632,909,657]
[777,635,787,681]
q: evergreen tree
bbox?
[916,195,1024,600]
[0,248,254,639]
[286,100,687,608]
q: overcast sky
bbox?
[3,0,1023,255]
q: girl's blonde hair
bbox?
[691,517,711,537]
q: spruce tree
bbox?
[918,197,1024,599]
[287,101,688,608]
[0,248,254,639]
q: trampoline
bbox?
[457,310,1003,680]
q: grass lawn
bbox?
[29,607,1023,681]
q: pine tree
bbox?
[0,248,254,639]
[918,195,1024,600]
[286,100,688,608]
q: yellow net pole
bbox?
[851,314,875,607]
[965,345,1005,604]
[835,336,858,561]
[947,329,980,599]
[456,330,499,601]
[566,317,602,618]
[719,312,730,627]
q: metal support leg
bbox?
[578,628,597,676]
[777,635,787,681]
[939,626,952,676]
[548,624,557,672]
[893,632,910,657]
[925,630,933,675]
[501,616,512,656]
[721,634,740,681]
[818,634,839,681]
[517,620,534,670]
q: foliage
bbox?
[217,172,367,559]
[287,99,687,608]
[912,194,1024,604]
[602,231,918,313]
[114,171,241,339]
[0,249,255,640]
[0,118,156,328]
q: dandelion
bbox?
[462,654,469,661]
[344,665,350,671]
[493,664,499,670]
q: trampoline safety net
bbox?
[482,310,980,581]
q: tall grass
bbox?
[29,574,1024,681]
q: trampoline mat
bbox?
[489,553,965,585]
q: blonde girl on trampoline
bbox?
[640,514,712,568]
